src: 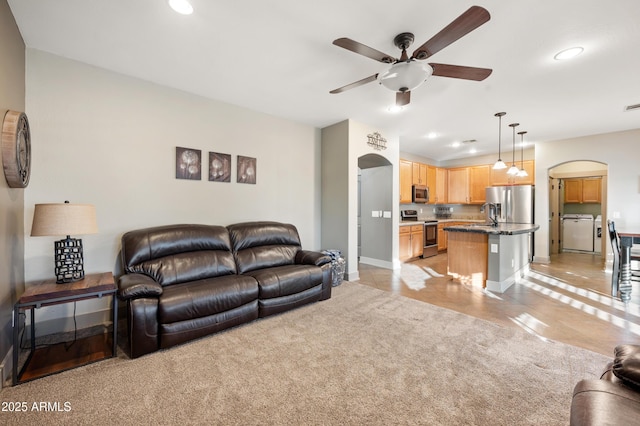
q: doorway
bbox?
[358,154,393,269]
[548,161,608,256]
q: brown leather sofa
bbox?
[570,344,640,425]
[117,221,332,358]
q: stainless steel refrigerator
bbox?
[485,185,535,260]
[485,185,534,224]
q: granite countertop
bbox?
[443,223,540,235]
[400,218,484,226]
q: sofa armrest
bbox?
[570,379,640,425]
[296,250,331,266]
[118,273,163,301]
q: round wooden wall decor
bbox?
[2,110,31,188]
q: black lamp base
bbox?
[54,236,85,284]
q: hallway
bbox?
[356,252,639,357]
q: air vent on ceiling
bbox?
[462,139,477,144]
[624,103,640,112]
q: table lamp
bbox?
[31,201,98,284]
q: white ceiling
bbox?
[8,0,640,162]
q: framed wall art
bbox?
[237,155,256,184]
[175,147,202,180]
[209,152,231,182]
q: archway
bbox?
[358,153,394,269]
[548,160,608,256]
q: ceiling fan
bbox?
[330,6,493,107]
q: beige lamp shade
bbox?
[31,203,98,237]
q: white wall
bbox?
[534,128,640,263]
[24,49,322,325]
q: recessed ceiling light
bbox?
[452,141,461,148]
[554,47,583,60]
[469,148,477,154]
[387,105,403,113]
[169,0,193,15]
[427,132,438,139]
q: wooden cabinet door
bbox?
[435,167,447,203]
[438,224,447,251]
[564,179,582,203]
[426,165,437,204]
[469,165,490,204]
[411,225,424,258]
[400,160,413,204]
[447,168,469,204]
[399,227,411,261]
[412,162,427,186]
[518,160,535,185]
[582,178,601,203]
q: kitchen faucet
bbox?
[481,202,499,227]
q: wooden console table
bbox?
[12,272,117,385]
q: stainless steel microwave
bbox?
[412,185,429,203]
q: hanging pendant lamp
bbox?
[507,123,520,175]
[492,112,507,170]
[517,131,528,177]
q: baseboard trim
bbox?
[533,255,551,264]
[359,257,393,270]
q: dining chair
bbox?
[608,220,640,298]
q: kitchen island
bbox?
[444,223,539,292]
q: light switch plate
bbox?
[491,244,498,253]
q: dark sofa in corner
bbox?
[570,344,640,425]
[117,221,332,358]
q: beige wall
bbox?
[24,49,322,325]
[0,0,25,376]
[534,128,640,263]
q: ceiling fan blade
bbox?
[333,38,397,63]
[430,63,492,81]
[412,6,490,60]
[396,91,411,106]
[330,74,379,94]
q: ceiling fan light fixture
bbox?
[378,61,433,93]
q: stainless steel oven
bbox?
[423,221,438,258]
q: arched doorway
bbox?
[358,153,393,268]
[548,160,608,256]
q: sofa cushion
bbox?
[612,344,640,390]
[228,221,301,274]
[122,224,237,286]
[158,275,258,324]
[245,264,323,299]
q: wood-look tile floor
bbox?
[355,252,640,357]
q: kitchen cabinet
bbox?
[400,159,413,204]
[400,225,424,261]
[438,223,448,251]
[447,168,469,204]
[429,166,447,204]
[469,165,490,204]
[412,162,427,186]
[564,177,601,203]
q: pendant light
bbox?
[492,112,507,170]
[506,123,520,175]
[517,131,528,177]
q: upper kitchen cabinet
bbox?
[427,165,447,204]
[469,165,490,204]
[564,177,601,203]
[447,167,469,204]
[412,162,427,186]
[400,159,413,204]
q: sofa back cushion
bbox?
[228,221,301,274]
[121,224,236,286]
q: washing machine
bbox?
[562,214,594,252]
[594,215,602,253]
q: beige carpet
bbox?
[1,281,609,425]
